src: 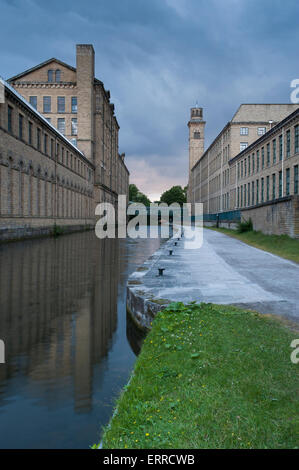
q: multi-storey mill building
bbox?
[0,44,129,241]
[8,44,129,208]
[188,104,299,215]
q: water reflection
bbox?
[126,312,146,357]
[0,231,162,448]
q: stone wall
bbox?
[0,83,95,241]
[241,195,299,238]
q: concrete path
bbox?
[129,228,299,323]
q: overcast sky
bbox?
[1,0,298,200]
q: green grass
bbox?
[101,302,299,449]
[208,227,299,264]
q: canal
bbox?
[0,231,163,449]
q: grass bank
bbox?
[101,302,298,449]
[207,227,299,264]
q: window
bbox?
[55,69,61,82]
[248,182,250,206]
[279,171,282,197]
[71,96,77,113]
[295,125,299,154]
[237,187,240,207]
[28,122,33,145]
[57,118,65,135]
[240,142,248,152]
[256,179,259,204]
[273,139,276,164]
[44,133,48,154]
[237,162,240,179]
[267,143,270,166]
[46,118,51,123]
[294,165,298,194]
[286,130,291,158]
[252,153,255,173]
[240,127,248,135]
[29,96,37,109]
[272,174,276,200]
[279,135,283,161]
[244,158,247,177]
[48,70,54,82]
[7,105,12,133]
[71,118,77,135]
[256,150,260,172]
[252,181,255,205]
[286,168,290,195]
[248,155,251,175]
[244,184,247,206]
[261,177,264,203]
[19,114,23,140]
[70,138,77,146]
[241,186,243,207]
[193,131,200,139]
[57,96,65,113]
[51,139,54,158]
[37,128,41,150]
[241,160,243,178]
[257,127,266,135]
[43,96,51,113]
[266,175,270,201]
[261,147,265,168]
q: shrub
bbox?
[237,218,253,233]
[52,224,64,237]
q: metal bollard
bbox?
[158,268,165,276]
[169,250,173,256]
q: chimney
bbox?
[76,44,95,162]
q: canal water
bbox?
[0,231,163,449]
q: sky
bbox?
[1,0,299,201]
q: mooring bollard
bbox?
[158,267,165,276]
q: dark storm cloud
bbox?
[1,0,299,198]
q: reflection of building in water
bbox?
[0,232,121,412]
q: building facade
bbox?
[229,108,299,236]
[189,104,299,214]
[0,44,129,240]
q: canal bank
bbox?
[101,301,298,449]
[101,227,299,449]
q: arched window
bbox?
[48,70,54,82]
[55,69,61,82]
[194,131,201,139]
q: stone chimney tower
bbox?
[76,44,95,162]
[188,106,205,172]
[187,106,205,204]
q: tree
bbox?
[129,183,151,206]
[160,185,187,206]
[129,184,138,201]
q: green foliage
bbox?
[52,224,64,237]
[237,218,253,233]
[129,184,151,206]
[160,186,187,206]
[100,302,298,449]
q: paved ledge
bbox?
[127,226,299,329]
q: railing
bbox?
[203,210,241,222]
